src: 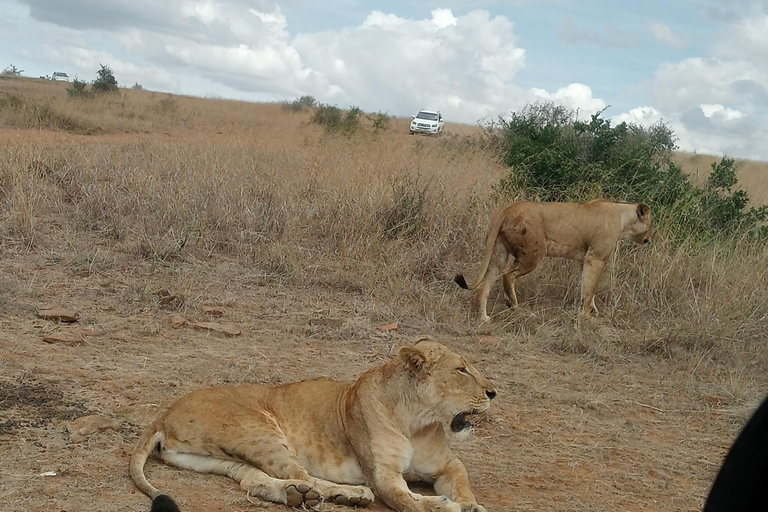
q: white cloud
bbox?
[431,8,458,28]
[531,83,606,116]
[700,103,743,119]
[647,21,685,49]
[612,106,663,126]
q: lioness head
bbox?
[398,339,496,434]
[629,203,652,245]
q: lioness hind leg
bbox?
[158,451,311,505]
[501,258,518,308]
[474,265,499,323]
[217,425,374,508]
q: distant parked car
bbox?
[409,109,444,135]
[52,72,70,82]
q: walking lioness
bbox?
[455,199,651,322]
[130,339,496,512]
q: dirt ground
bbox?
[0,241,751,512]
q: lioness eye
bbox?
[457,367,469,375]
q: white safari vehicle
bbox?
[409,109,444,135]
[52,72,70,82]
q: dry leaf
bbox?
[191,321,242,336]
[377,322,399,332]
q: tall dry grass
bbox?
[1,78,768,391]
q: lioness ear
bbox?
[399,346,432,374]
[637,203,650,220]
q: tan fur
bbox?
[130,339,496,512]
[456,199,652,322]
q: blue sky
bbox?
[2,0,768,160]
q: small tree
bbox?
[67,77,91,98]
[93,64,118,92]
[700,157,768,233]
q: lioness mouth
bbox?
[450,412,476,433]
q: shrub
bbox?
[67,78,91,98]
[492,102,766,240]
[312,104,362,134]
[668,157,768,238]
[282,95,316,112]
[93,64,118,93]
[495,103,690,207]
[369,111,390,132]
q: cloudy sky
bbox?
[2,0,768,160]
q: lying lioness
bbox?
[455,199,651,322]
[130,339,496,512]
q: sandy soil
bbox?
[0,242,747,512]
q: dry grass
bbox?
[1,77,768,512]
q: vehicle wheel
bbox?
[409,131,414,135]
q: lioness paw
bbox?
[328,485,374,507]
[460,505,486,512]
[285,483,321,509]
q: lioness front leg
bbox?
[433,458,485,512]
[580,255,606,317]
[374,469,463,512]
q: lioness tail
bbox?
[454,274,469,289]
[151,495,180,512]
[130,425,181,512]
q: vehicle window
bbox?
[416,112,438,121]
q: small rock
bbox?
[67,415,121,443]
[478,336,502,345]
[190,321,242,336]
[377,322,399,333]
[170,315,186,329]
[37,306,79,323]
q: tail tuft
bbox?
[151,495,181,512]
[454,274,469,289]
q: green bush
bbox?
[312,104,362,134]
[493,102,766,240]
[67,78,91,98]
[92,64,118,93]
[282,95,317,112]
[369,111,390,132]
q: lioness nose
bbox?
[486,390,497,400]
